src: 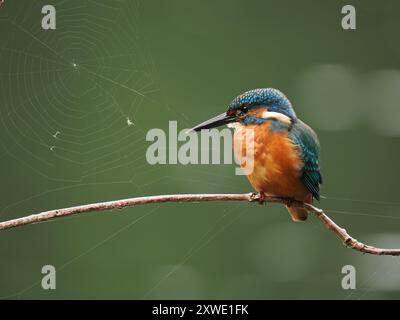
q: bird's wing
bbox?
[288,120,322,200]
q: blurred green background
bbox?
[1,0,400,299]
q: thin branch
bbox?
[0,193,399,256]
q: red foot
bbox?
[258,192,267,205]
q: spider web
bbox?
[0,1,161,189]
[0,0,246,299]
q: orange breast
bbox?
[233,122,310,201]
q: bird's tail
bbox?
[286,194,312,222]
[286,206,308,221]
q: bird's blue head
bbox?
[228,88,296,119]
[190,88,297,131]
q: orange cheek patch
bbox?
[246,106,268,117]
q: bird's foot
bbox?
[257,192,267,205]
[284,197,299,207]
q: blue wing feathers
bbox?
[288,120,322,200]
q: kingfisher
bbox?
[190,88,322,221]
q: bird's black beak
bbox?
[188,112,236,132]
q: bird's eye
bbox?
[241,105,248,113]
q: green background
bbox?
[1,0,400,299]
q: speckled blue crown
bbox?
[228,88,296,119]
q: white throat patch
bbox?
[227,122,241,129]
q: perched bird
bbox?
[190,88,322,221]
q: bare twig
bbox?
[0,193,399,256]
